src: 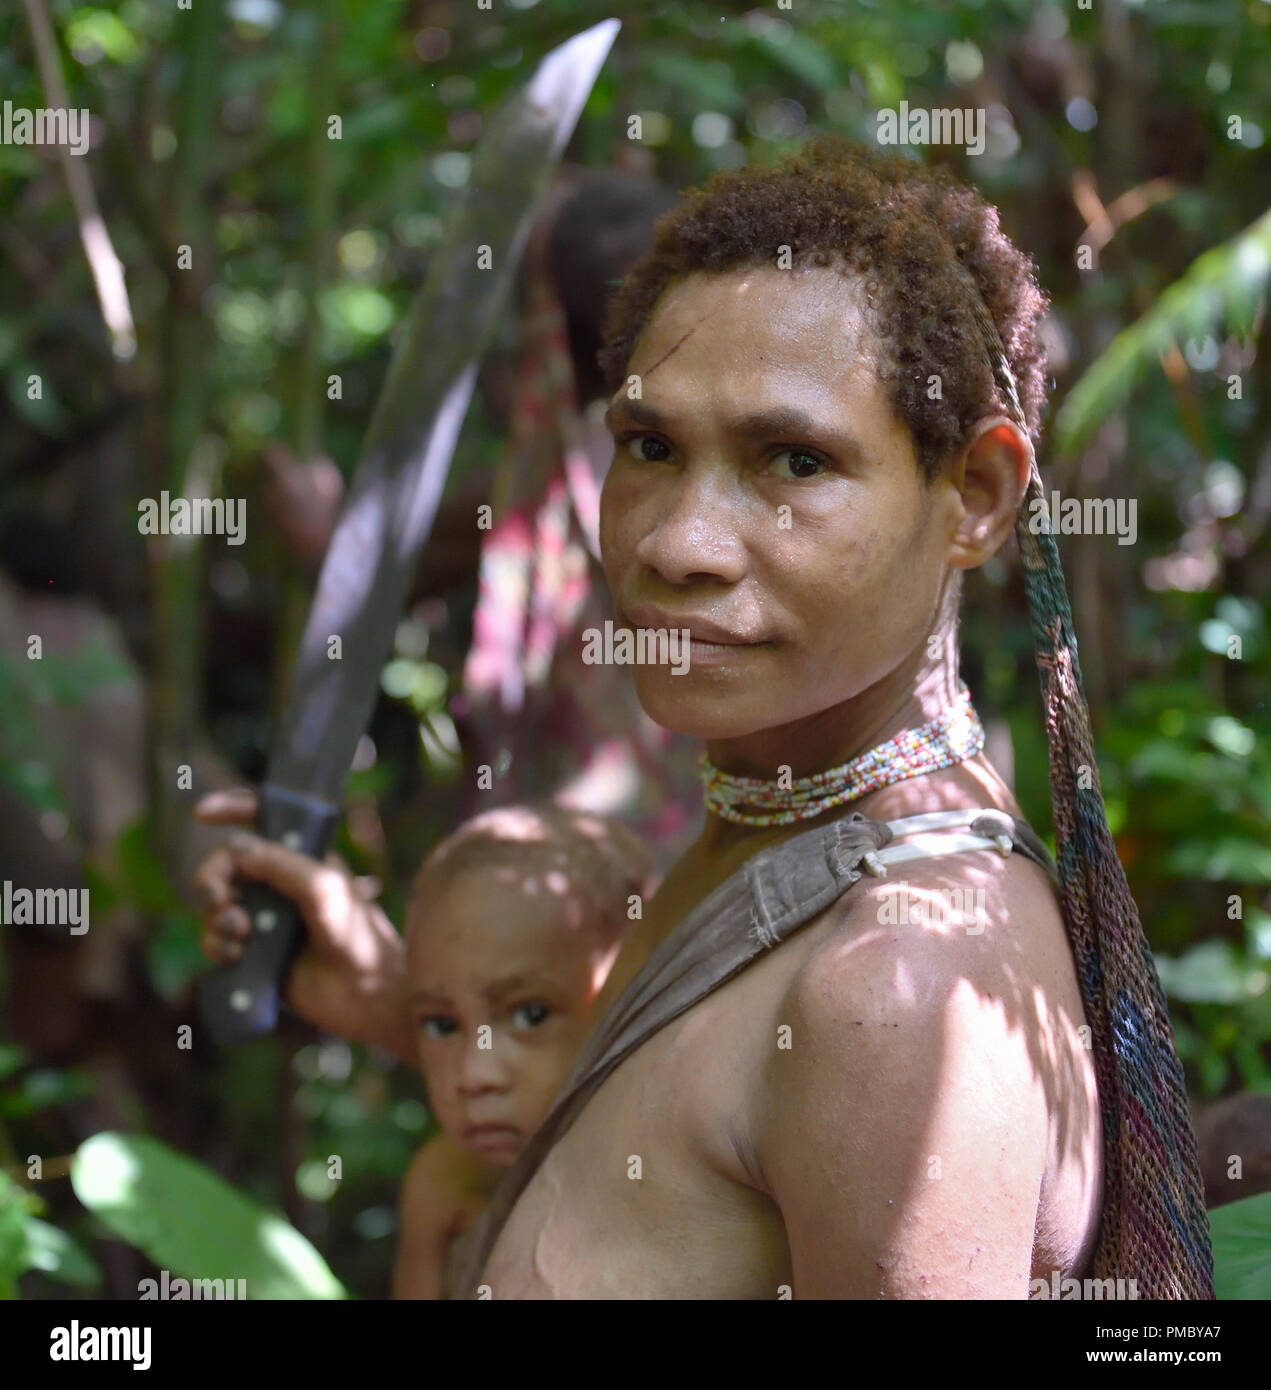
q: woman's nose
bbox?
[633,467,748,586]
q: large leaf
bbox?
[1209,1189,1271,1299]
[1053,206,1271,459]
[71,1133,347,1299]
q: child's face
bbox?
[405,866,618,1168]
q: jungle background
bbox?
[1,0,1269,1299]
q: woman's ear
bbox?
[944,415,1034,571]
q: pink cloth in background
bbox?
[458,245,700,873]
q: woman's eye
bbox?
[626,435,671,464]
[512,1001,551,1029]
[770,448,827,480]
[420,1016,457,1039]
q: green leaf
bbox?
[145,910,208,1001]
[39,631,136,706]
[1205,716,1257,759]
[340,95,416,144]
[1154,941,1269,1003]
[115,819,183,915]
[1247,908,1271,961]
[1210,1189,1271,1299]
[380,657,447,715]
[20,1219,101,1288]
[72,1133,348,1299]
[0,1170,102,1291]
[0,1173,36,1293]
[1165,838,1271,883]
[746,30,841,94]
[1127,738,1202,783]
[321,284,396,342]
[0,1068,95,1118]
[66,8,144,64]
[1053,206,1271,459]
[644,53,739,111]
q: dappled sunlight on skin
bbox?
[802,837,1104,1280]
[408,806,650,937]
[442,806,561,847]
[478,865,591,932]
[476,808,1103,1297]
[404,874,610,1166]
[401,807,654,1177]
[434,804,622,850]
[472,237,1097,1292]
[600,267,957,753]
[859,751,1024,823]
[598,263,1031,822]
[389,805,657,1299]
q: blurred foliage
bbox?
[0,1169,101,1298]
[1209,1190,1271,1299]
[1054,208,1271,459]
[0,1049,101,1297]
[78,818,206,1001]
[71,1132,347,1298]
[1,0,1270,1296]
[0,635,133,818]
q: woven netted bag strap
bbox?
[964,287,1214,1298]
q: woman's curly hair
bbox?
[598,136,1050,480]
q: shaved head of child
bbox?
[403,803,654,1167]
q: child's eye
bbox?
[419,1015,457,1039]
[769,448,828,480]
[511,1001,551,1029]
[625,434,672,464]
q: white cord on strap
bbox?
[882,808,1003,836]
[861,817,1017,877]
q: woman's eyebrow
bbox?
[603,398,663,432]
[731,407,864,459]
[604,398,865,461]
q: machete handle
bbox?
[196,784,340,1046]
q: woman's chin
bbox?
[630,676,786,741]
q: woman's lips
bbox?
[622,603,766,647]
[685,637,756,664]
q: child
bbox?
[192,795,655,1299]
[393,802,655,1296]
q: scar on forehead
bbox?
[643,303,724,377]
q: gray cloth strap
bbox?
[446,807,1057,1298]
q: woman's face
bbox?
[599,264,964,743]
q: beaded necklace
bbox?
[698,682,985,827]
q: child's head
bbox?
[404,802,654,1167]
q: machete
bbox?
[197,18,620,1044]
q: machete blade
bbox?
[274,16,619,801]
[198,18,620,1043]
